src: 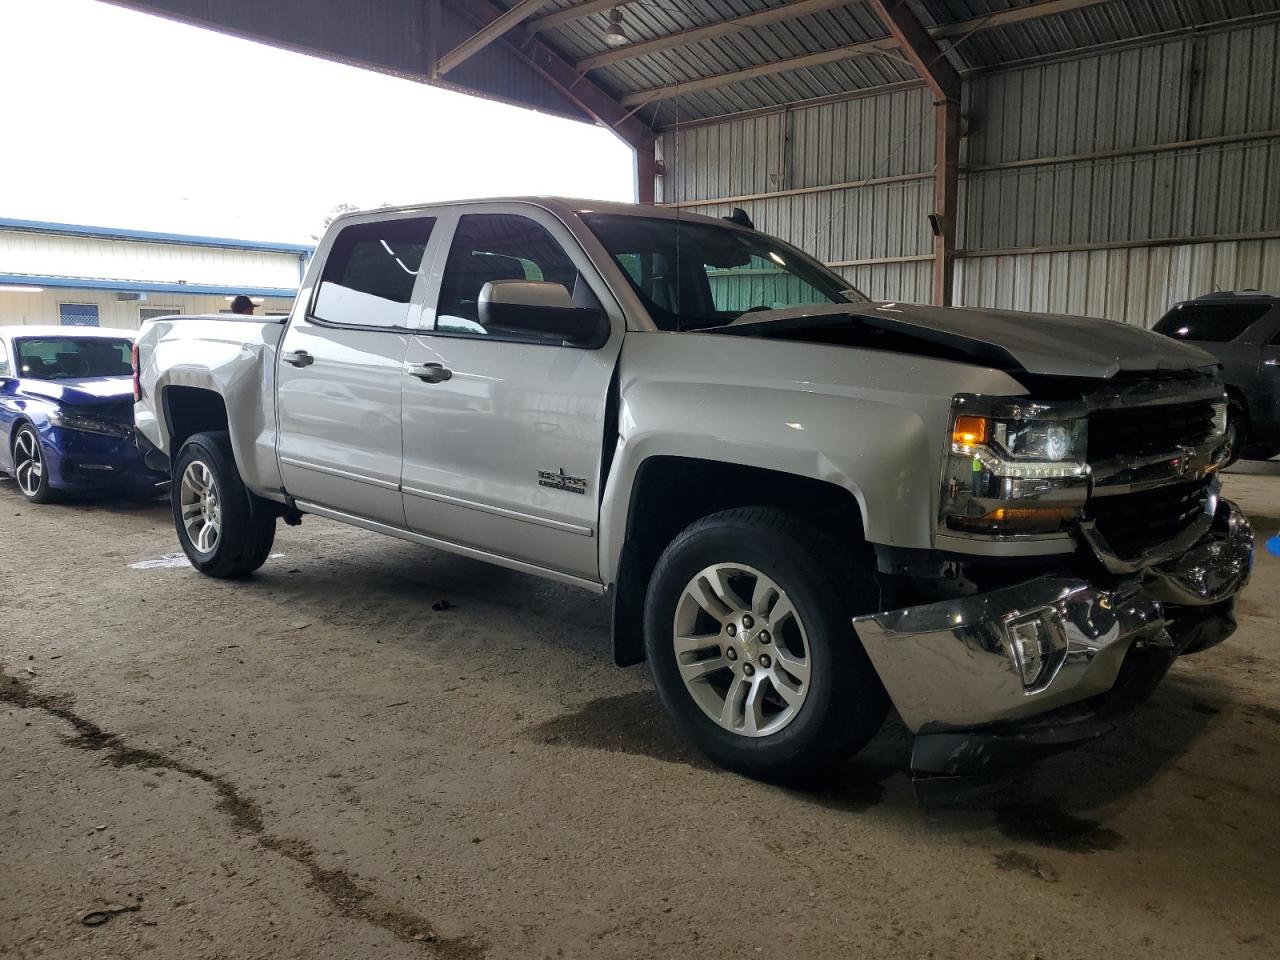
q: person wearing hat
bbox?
[230,295,256,315]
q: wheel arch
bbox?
[161,385,230,453]
[606,455,868,667]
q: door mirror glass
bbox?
[478,281,607,346]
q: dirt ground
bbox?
[2,466,1278,960]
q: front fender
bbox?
[599,331,1028,584]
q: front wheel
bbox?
[172,431,276,578]
[12,423,62,504]
[644,507,888,783]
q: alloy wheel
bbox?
[179,459,221,554]
[14,428,43,498]
[672,562,811,737]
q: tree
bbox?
[311,201,395,240]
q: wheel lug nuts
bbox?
[726,647,738,661]
[742,615,754,629]
[726,624,737,637]
[760,655,771,668]
[759,631,771,645]
[743,664,755,677]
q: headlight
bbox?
[941,397,1090,537]
[47,410,131,438]
[1211,399,1228,437]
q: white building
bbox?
[0,218,312,329]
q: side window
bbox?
[313,217,435,329]
[1153,303,1269,342]
[435,214,584,340]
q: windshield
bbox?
[582,213,865,332]
[14,337,133,380]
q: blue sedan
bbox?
[0,326,167,503]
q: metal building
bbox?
[0,218,311,329]
[106,0,1279,326]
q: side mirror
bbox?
[478,280,608,346]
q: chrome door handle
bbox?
[407,362,452,383]
[282,349,314,368]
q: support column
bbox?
[634,137,658,205]
[933,99,960,307]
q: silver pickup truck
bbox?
[133,198,1254,784]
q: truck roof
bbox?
[332,197,733,229]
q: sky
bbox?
[0,0,634,243]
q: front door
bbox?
[400,207,623,581]
[276,215,437,527]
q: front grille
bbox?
[1086,480,1211,559]
[1087,400,1217,461]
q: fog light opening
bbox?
[1004,610,1067,690]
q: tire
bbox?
[11,423,62,504]
[644,506,889,784]
[172,431,276,578]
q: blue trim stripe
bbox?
[0,273,297,299]
[0,217,314,255]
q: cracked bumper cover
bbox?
[853,498,1253,776]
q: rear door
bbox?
[275,214,438,527]
[1257,311,1280,441]
[399,205,624,581]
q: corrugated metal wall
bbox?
[660,19,1279,324]
[660,85,937,301]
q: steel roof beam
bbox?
[436,0,551,76]
[619,36,897,107]
[441,1,652,142]
[575,0,851,72]
[528,0,633,35]
[929,0,1114,40]
[864,0,960,101]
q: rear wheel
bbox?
[12,424,61,504]
[172,431,275,577]
[644,507,888,783]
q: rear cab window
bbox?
[1153,303,1271,342]
[312,217,436,329]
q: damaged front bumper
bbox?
[854,498,1254,780]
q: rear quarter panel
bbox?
[136,317,287,497]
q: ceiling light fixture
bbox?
[603,7,628,48]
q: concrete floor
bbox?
[2,468,1278,960]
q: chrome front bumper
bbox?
[854,498,1253,736]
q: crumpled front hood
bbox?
[19,376,135,408]
[716,302,1218,379]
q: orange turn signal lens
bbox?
[952,415,989,447]
[946,506,1078,535]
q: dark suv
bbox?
[1154,292,1280,464]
